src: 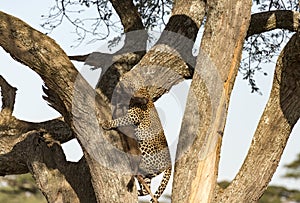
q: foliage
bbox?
[219,181,300,203]
[133,0,172,29]
[259,185,300,203]
[240,0,300,94]
[240,30,287,94]
[41,0,300,93]
[41,0,172,46]
[256,0,300,11]
[284,153,300,179]
[0,174,46,203]
[240,0,299,94]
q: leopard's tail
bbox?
[150,166,172,203]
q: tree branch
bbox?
[0,1,206,201]
[109,0,144,32]
[69,0,148,101]
[109,0,204,106]
[0,129,96,202]
[247,10,300,37]
[0,11,137,202]
[0,88,95,202]
[0,76,17,115]
[27,133,96,203]
[136,175,158,203]
[34,117,74,143]
[215,31,300,202]
[68,54,89,62]
[0,115,74,174]
[77,0,147,72]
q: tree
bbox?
[284,152,300,179]
[0,174,46,203]
[219,180,300,203]
[259,185,300,203]
[0,0,299,202]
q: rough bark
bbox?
[247,10,300,37]
[110,0,144,33]
[0,116,74,175]
[26,133,96,203]
[215,31,300,203]
[0,77,95,202]
[172,0,252,202]
[0,75,17,115]
[0,0,206,201]
[2,1,300,203]
[93,0,206,201]
[114,0,206,103]
[0,10,138,202]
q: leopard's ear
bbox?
[130,96,149,105]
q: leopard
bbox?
[101,87,172,203]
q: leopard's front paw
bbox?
[100,120,112,130]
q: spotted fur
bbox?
[102,87,171,202]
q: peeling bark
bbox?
[172,0,252,202]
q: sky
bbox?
[0,1,299,201]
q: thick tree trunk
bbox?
[172,0,252,202]
[0,11,137,202]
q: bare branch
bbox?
[216,32,300,202]
[69,52,143,68]
[35,117,74,143]
[0,11,138,202]
[0,76,17,115]
[247,10,300,37]
[0,11,78,122]
[136,175,158,203]
[0,92,93,201]
[68,54,89,62]
[41,0,115,46]
[109,0,144,32]
[106,0,204,106]
[0,75,73,144]
[0,116,73,174]
[0,128,96,202]
[69,0,148,102]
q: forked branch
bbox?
[216,31,300,202]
